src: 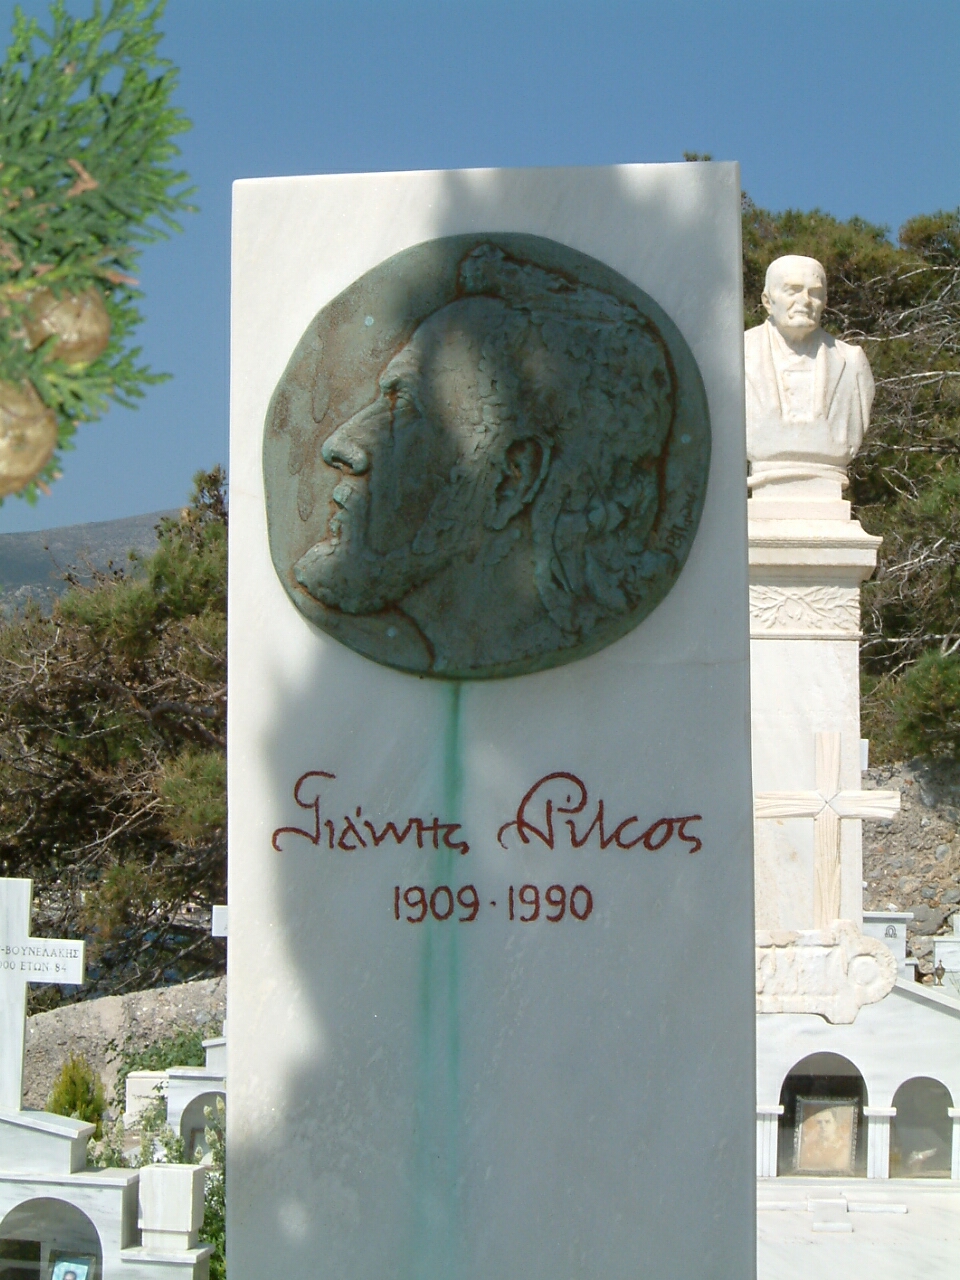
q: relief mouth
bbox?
[326,478,365,539]
[332,479,355,508]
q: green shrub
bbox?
[201,1096,226,1280]
[111,1022,218,1110]
[135,1094,184,1167]
[893,650,960,761]
[0,469,227,1006]
[860,671,902,765]
[47,1053,105,1138]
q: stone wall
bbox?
[864,762,960,973]
[23,977,225,1112]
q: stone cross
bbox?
[0,878,85,1112]
[754,732,900,927]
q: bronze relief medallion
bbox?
[263,234,710,679]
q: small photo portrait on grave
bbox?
[263,234,711,679]
[794,1097,859,1174]
[49,1256,94,1280]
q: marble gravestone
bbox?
[229,163,755,1280]
[0,877,84,1111]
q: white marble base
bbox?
[749,510,883,935]
[758,1179,960,1280]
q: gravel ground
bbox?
[863,760,960,977]
[23,976,225,1113]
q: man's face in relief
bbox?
[762,257,826,342]
[297,301,505,614]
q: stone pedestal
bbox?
[749,481,881,933]
[756,1105,783,1178]
[137,1164,206,1252]
[863,1106,896,1179]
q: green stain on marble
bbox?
[443,680,463,817]
[408,682,464,1280]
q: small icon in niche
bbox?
[50,1256,95,1280]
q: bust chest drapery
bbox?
[745,318,874,469]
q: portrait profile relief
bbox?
[264,234,711,679]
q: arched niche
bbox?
[777,1052,867,1177]
[0,1198,102,1280]
[179,1091,225,1160]
[890,1077,953,1178]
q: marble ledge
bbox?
[748,519,881,582]
[749,500,851,522]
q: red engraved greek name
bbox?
[498,770,703,856]
[497,772,588,849]
[272,771,335,851]
[272,771,470,854]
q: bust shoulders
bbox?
[745,320,868,370]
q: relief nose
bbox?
[321,408,372,474]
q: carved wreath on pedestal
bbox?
[750,585,860,637]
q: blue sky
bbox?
[0,0,957,532]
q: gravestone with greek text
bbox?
[228,163,755,1280]
[0,878,85,1112]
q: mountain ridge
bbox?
[0,510,176,614]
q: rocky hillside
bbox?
[864,761,960,976]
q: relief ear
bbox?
[488,437,551,530]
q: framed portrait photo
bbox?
[48,1253,95,1280]
[794,1097,859,1174]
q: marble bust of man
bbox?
[745,255,874,476]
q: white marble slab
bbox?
[228,162,755,1280]
[758,1180,960,1280]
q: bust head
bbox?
[762,255,827,343]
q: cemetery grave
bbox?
[0,155,957,1280]
[0,880,215,1279]
[229,160,756,1280]
[745,248,960,1251]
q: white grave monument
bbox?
[229,162,756,1279]
[124,909,227,1150]
[747,258,960,1192]
[0,878,212,1279]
